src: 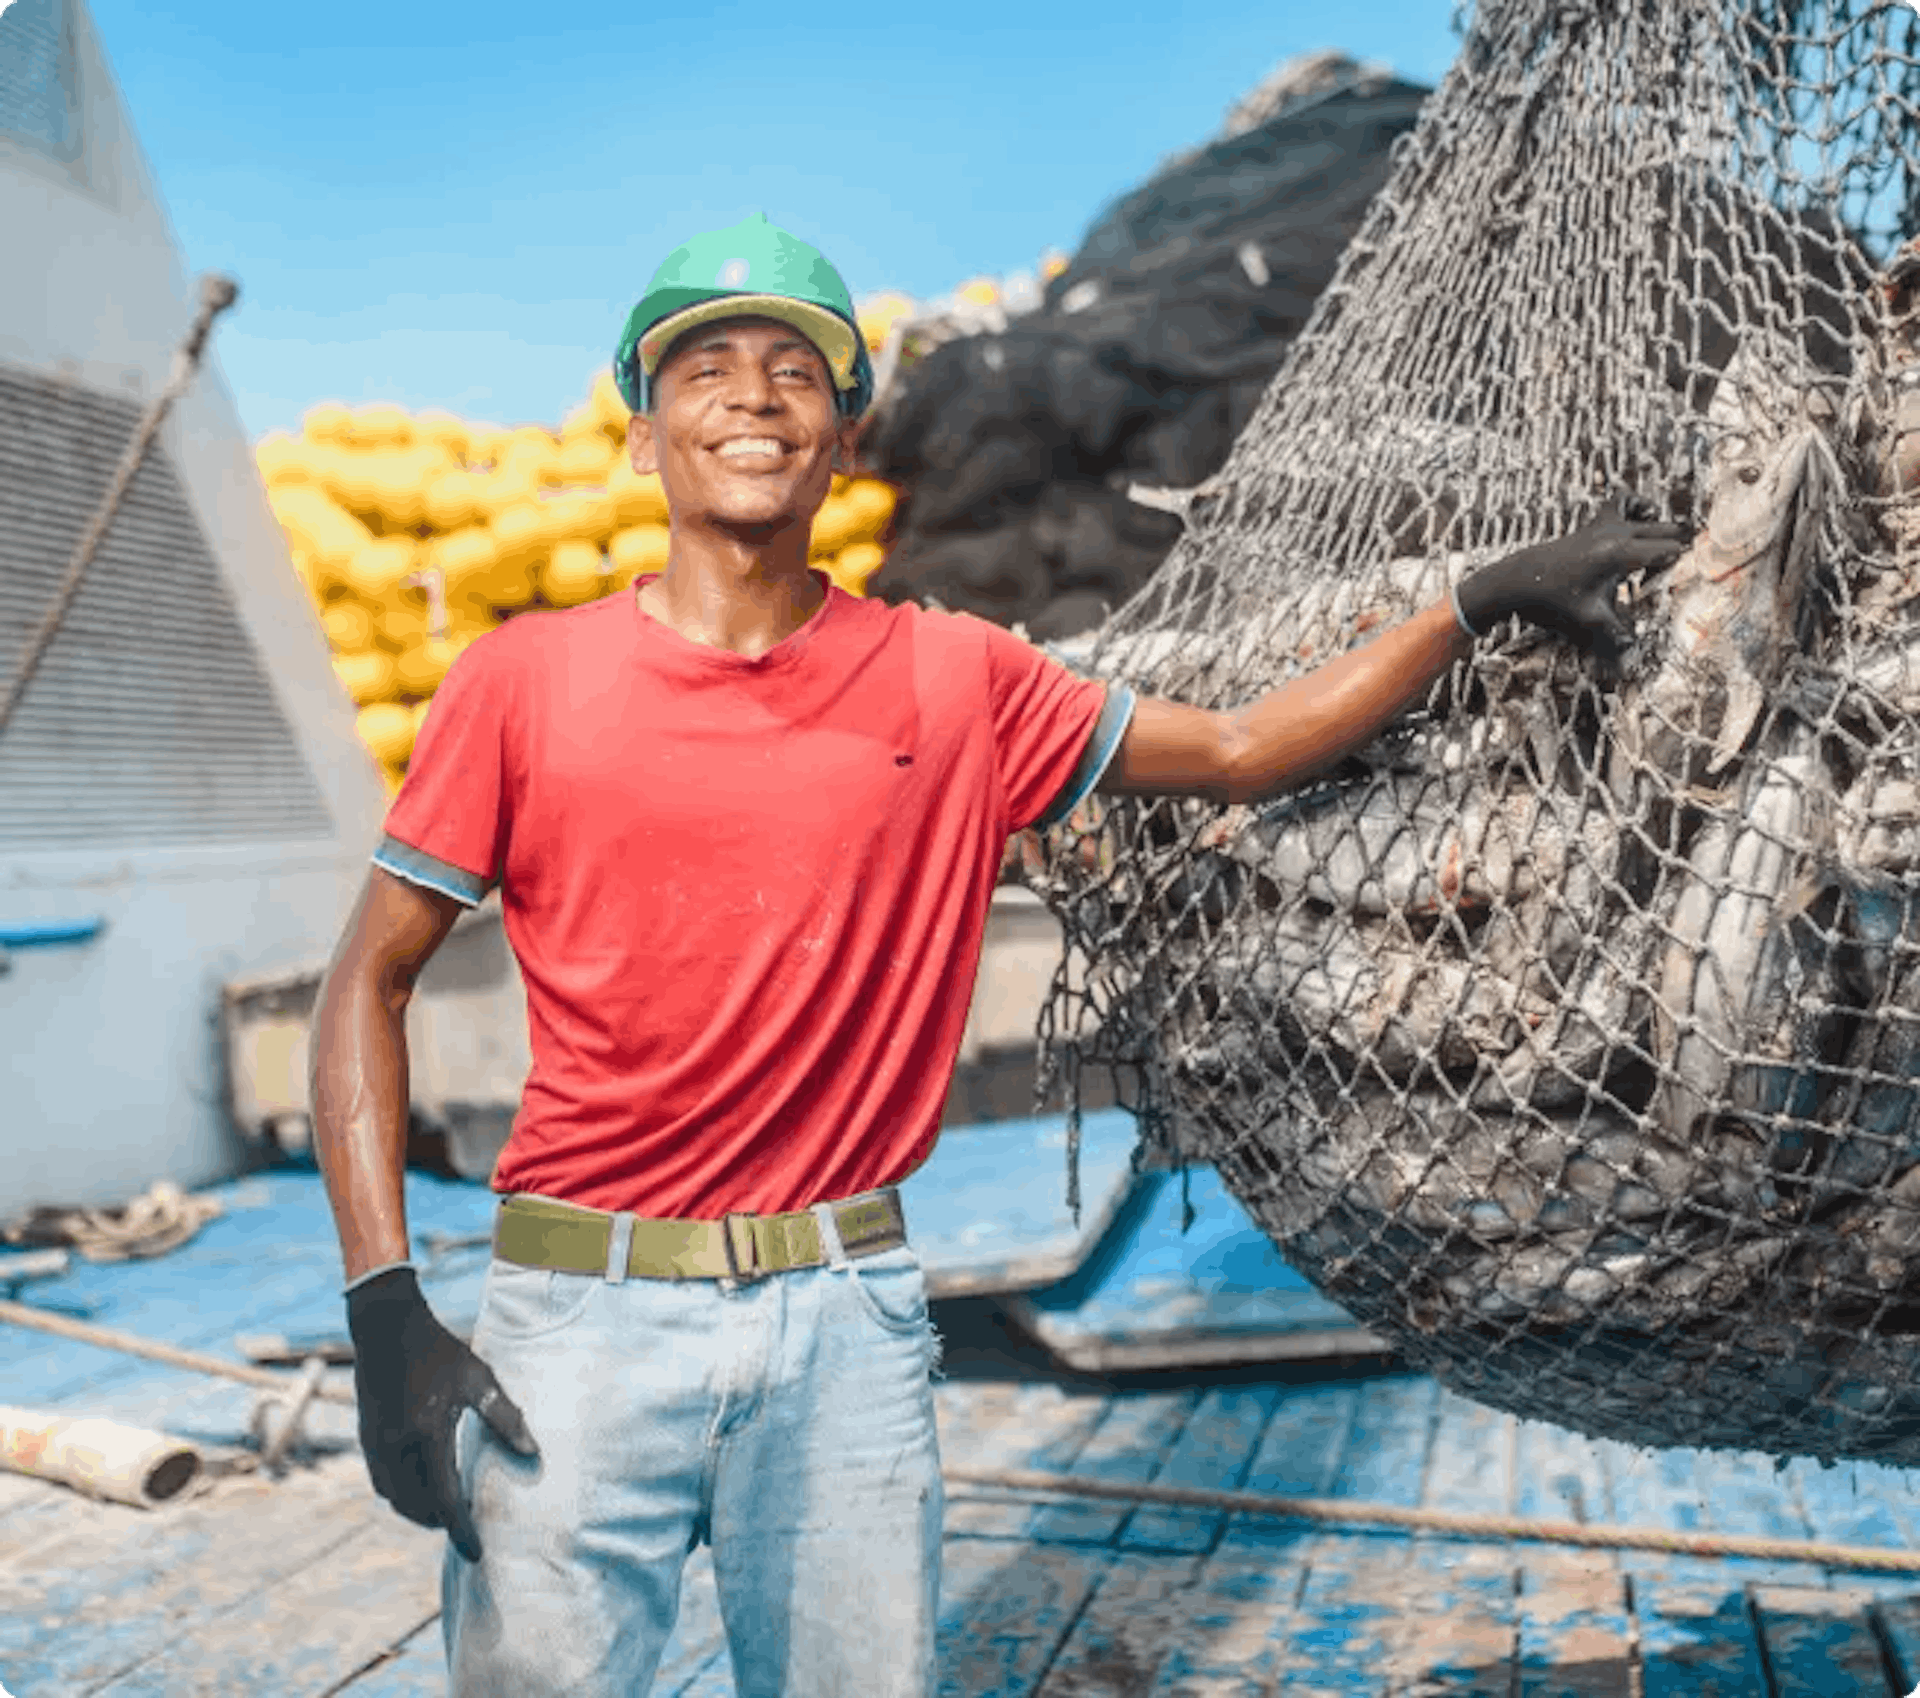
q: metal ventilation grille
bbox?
[0,0,79,165]
[0,363,335,849]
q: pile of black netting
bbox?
[1035,0,1920,1466]
[862,56,1429,641]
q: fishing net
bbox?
[1036,0,1920,1465]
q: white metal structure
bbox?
[0,0,386,1214]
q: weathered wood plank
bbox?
[936,1542,1109,1698]
[938,1381,1113,1540]
[1780,1456,1920,1605]
[1372,1391,1519,1691]
[1515,1556,1634,1698]
[1750,1584,1894,1695]
[331,1619,446,1698]
[1597,1437,1774,1695]
[1024,1390,1197,1548]
[1118,1385,1282,1556]
[1216,1380,1361,1557]
[91,1514,441,1697]
[1142,1550,1304,1697]
[1253,1376,1449,1695]
[1512,1419,1633,1698]
[0,1459,391,1694]
[1421,1391,1515,1516]
[1633,1582,1770,1698]
[1873,1595,1920,1694]
[1032,1549,1206,1697]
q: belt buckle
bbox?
[721,1213,762,1283]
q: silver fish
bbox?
[1649,730,1822,1146]
[1613,343,1836,787]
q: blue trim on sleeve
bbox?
[372,835,489,907]
[1035,683,1137,829]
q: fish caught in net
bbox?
[1036,0,1920,1464]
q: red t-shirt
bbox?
[375,579,1123,1219]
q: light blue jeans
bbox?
[441,1228,943,1697]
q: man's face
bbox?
[628,315,850,539]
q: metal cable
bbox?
[0,272,240,740]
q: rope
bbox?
[0,1297,355,1406]
[3,1181,225,1264]
[0,272,239,740]
[942,1465,1920,1576]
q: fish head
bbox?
[1696,421,1824,586]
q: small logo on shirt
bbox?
[717,257,751,289]
[894,754,913,767]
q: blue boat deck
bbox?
[6,1157,1920,1695]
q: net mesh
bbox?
[1037,0,1920,1464]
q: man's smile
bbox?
[714,436,793,463]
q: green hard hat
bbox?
[614,212,874,419]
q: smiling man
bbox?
[311,214,1685,1697]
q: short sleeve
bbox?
[375,635,517,905]
[979,620,1125,833]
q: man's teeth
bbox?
[718,439,786,459]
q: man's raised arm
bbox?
[1099,505,1689,807]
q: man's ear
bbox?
[829,416,859,475]
[627,410,658,475]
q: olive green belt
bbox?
[493,1187,908,1284]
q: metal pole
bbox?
[0,1297,355,1406]
[0,272,241,739]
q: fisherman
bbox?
[311,212,1687,1697]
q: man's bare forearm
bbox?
[1222,601,1469,803]
[311,957,416,1285]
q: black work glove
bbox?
[1455,501,1692,663]
[345,1265,538,1562]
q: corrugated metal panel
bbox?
[0,362,335,848]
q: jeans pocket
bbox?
[478,1257,600,1341]
[849,1250,930,1335]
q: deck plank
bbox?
[1377,1391,1519,1690]
[90,1514,440,1698]
[1749,1584,1894,1695]
[936,1542,1110,1698]
[938,1381,1113,1540]
[1511,1420,1633,1698]
[1142,1550,1305,1697]
[1031,1549,1207,1697]
[1119,1385,1282,1556]
[1217,1379,1362,1556]
[1026,1390,1199,1547]
[1874,1597,1920,1694]
[0,1459,395,1695]
[1255,1376,1451,1695]
[1597,1438,1774,1697]
[1140,1381,1360,1694]
[331,1619,445,1698]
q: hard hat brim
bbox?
[637,295,863,394]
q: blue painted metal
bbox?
[0,917,103,947]
[1004,1164,1381,1373]
[906,1108,1139,1298]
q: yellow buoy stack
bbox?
[257,365,902,793]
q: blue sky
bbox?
[91,1,1463,439]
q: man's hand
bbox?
[346,1266,538,1562]
[1456,502,1691,661]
